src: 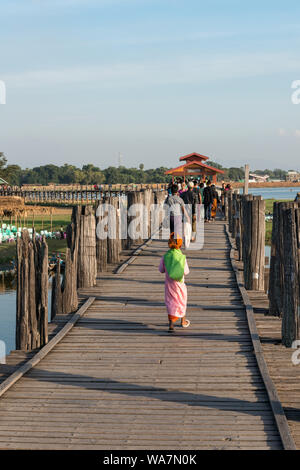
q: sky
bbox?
[1,0,300,171]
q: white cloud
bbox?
[278,128,288,136]
[294,130,300,138]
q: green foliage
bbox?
[0,239,67,267]
[0,152,7,171]
[0,153,292,185]
[251,168,288,180]
[226,167,245,181]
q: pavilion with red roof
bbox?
[165,152,224,184]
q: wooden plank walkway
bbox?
[247,290,300,449]
[0,221,283,449]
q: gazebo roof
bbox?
[179,152,209,162]
[165,159,225,177]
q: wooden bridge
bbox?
[0,219,296,450]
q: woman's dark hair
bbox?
[200,182,204,188]
[171,184,178,195]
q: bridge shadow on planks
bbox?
[97,277,237,290]
[23,368,280,448]
[77,317,250,341]
[82,296,243,309]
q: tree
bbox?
[0,152,8,181]
[4,164,22,185]
[81,164,104,184]
[226,167,245,181]
[0,152,7,171]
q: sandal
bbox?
[181,319,191,328]
[168,324,175,333]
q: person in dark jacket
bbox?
[203,180,213,222]
[210,185,220,221]
[193,179,201,204]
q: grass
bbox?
[0,212,71,268]
[265,220,272,246]
[0,239,67,268]
[264,198,293,245]
[1,214,71,234]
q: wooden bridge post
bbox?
[60,206,80,315]
[251,197,265,291]
[51,259,63,321]
[142,189,154,239]
[77,205,97,288]
[224,191,229,221]
[282,206,300,347]
[240,194,253,263]
[34,235,49,346]
[120,194,128,251]
[107,195,121,264]
[268,202,298,317]
[235,195,242,260]
[242,197,265,290]
[227,190,233,233]
[127,191,143,249]
[16,230,48,350]
[95,199,108,273]
[232,191,238,239]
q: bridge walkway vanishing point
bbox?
[0,220,285,449]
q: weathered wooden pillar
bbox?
[107,196,121,264]
[77,205,97,288]
[142,189,153,239]
[34,236,49,345]
[51,259,63,321]
[95,200,108,273]
[244,164,249,195]
[235,195,242,260]
[62,206,80,314]
[242,196,265,290]
[240,194,253,263]
[232,192,238,239]
[251,198,265,291]
[224,191,229,221]
[228,190,233,233]
[16,230,48,350]
[120,195,128,251]
[282,206,300,347]
[268,202,297,316]
[127,191,143,249]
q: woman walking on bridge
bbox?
[159,233,191,333]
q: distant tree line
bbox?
[206,161,289,182]
[0,153,290,186]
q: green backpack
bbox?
[163,249,186,282]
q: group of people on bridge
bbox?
[165,178,232,239]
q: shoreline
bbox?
[231,181,300,189]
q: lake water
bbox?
[0,273,53,357]
[239,186,299,200]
